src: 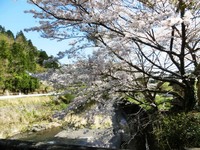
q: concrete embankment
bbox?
[0,93,56,100]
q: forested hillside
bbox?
[0,25,58,95]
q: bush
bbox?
[58,93,75,104]
[154,112,200,149]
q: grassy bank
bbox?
[0,96,67,138]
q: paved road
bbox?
[0,93,57,100]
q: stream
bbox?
[9,127,118,148]
[10,127,64,142]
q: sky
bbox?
[0,0,70,64]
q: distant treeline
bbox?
[0,25,58,94]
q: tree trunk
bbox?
[196,77,200,106]
[183,78,196,112]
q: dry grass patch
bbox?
[0,96,64,138]
[0,96,52,107]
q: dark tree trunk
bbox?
[183,78,196,112]
[196,77,200,106]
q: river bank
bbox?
[0,96,67,138]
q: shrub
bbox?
[154,112,200,149]
[58,93,75,104]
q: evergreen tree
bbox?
[38,50,49,66]
[15,31,26,43]
[6,30,14,39]
[0,25,5,33]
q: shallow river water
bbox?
[11,127,63,142]
[10,127,107,147]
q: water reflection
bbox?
[10,127,101,147]
[10,127,63,142]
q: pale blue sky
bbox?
[0,0,70,63]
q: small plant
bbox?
[58,93,75,104]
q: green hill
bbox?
[0,25,58,95]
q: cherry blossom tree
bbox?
[26,0,200,112]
